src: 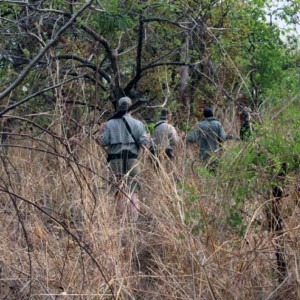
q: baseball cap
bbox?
[118,97,132,109]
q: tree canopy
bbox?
[1,0,298,119]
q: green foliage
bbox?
[265,49,300,99]
[89,12,134,34]
[179,120,194,133]
[214,0,298,103]
[0,0,299,146]
[181,182,206,235]
[219,101,300,234]
[144,121,155,135]
[185,209,205,235]
[227,209,243,230]
[249,26,287,91]
[50,0,66,7]
[22,49,30,57]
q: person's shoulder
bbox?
[167,123,177,130]
[106,118,119,125]
[208,118,222,125]
[126,115,144,125]
[155,121,167,126]
[215,119,224,126]
[124,114,135,121]
[212,120,223,128]
[198,120,206,126]
[105,119,114,126]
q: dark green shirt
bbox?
[186,117,226,161]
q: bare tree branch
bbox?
[0,186,115,299]
[0,0,30,5]
[0,74,86,117]
[124,15,144,95]
[136,15,144,79]
[55,54,112,86]
[34,9,121,97]
[0,158,33,296]
[75,23,123,97]
[124,61,189,95]
[0,0,94,100]
[143,17,189,29]
[142,61,190,71]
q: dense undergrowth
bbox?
[0,102,299,299]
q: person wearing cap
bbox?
[151,108,179,161]
[186,107,226,170]
[98,96,150,221]
[240,107,253,141]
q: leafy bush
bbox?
[219,101,299,233]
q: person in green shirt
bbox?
[186,107,226,172]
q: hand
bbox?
[180,131,186,139]
[99,122,106,135]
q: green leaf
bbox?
[22,49,30,57]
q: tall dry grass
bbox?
[0,131,299,300]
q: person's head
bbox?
[240,109,250,122]
[160,108,172,122]
[118,96,132,112]
[203,107,213,118]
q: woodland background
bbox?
[0,0,299,299]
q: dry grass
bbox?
[0,133,299,300]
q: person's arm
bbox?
[218,123,227,143]
[186,125,199,144]
[137,122,150,149]
[169,126,180,148]
[99,122,106,135]
[98,122,110,147]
